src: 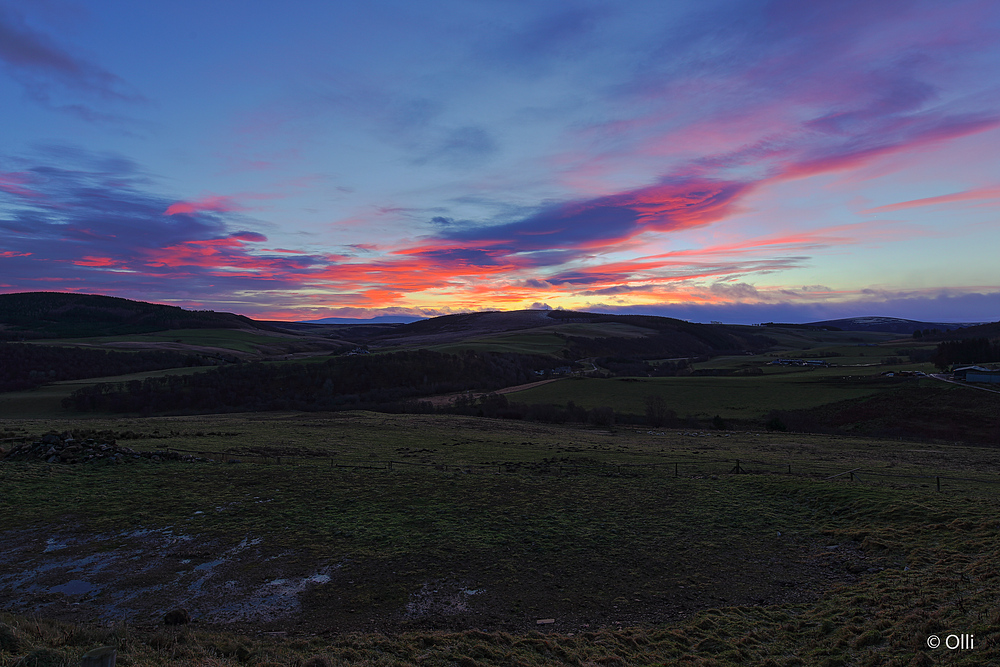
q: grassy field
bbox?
[423,322,657,357]
[691,343,936,373]
[425,332,569,356]
[505,371,933,421]
[743,326,902,349]
[37,328,308,354]
[2,412,1000,665]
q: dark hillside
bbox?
[379,310,552,339]
[550,312,775,359]
[377,309,774,358]
[0,292,277,339]
[920,319,1000,341]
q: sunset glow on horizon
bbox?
[2,1,1000,323]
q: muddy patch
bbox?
[0,527,334,627]
[0,527,873,634]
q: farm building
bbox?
[965,369,1000,384]
[952,365,990,380]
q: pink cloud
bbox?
[0,172,41,198]
[165,195,246,216]
[863,185,1000,214]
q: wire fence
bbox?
[162,447,1000,493]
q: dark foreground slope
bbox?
[2,414,999,665]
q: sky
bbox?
[2,0,1000,324]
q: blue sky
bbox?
[2,0,1000,323]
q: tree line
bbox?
[0,343,210,393]
[932,337,1000,369]
[63,349,561,414]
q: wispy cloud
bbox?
[0,6,142,120]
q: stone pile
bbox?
[0,432,211,464]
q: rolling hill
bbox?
[807,316,988,334]
[0,292,278,340]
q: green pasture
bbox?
[539,321,657,338]
[425,331,569,356]
[692,348,937,373]
[746,325,901,349]
[423,322,672,356]
[39,328,296,354]
[506,372,930,421]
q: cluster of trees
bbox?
[911,328,945,339]
[64,349,560,414]
[0,343,209,392]
[432,393,619,427]
[593,357,695,377]
[932,337,1000,369]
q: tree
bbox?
[645,394,670,427]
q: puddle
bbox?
[49,579,100,596]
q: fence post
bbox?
[937,476,941,492]
[787,464,791,474]
[850,471,854,482]
[388,460,393,471]
[674,462,678,478]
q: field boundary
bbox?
[151,446,1000,493]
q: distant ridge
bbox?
[377,308,776,358]
[0,292,276,340]
[303,315,425,324]
[806,316,988,334]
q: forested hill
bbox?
[0,292,276,340]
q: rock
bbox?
[164,608,191,625]
[81,645,117,667]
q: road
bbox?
[929,373,1000,395]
